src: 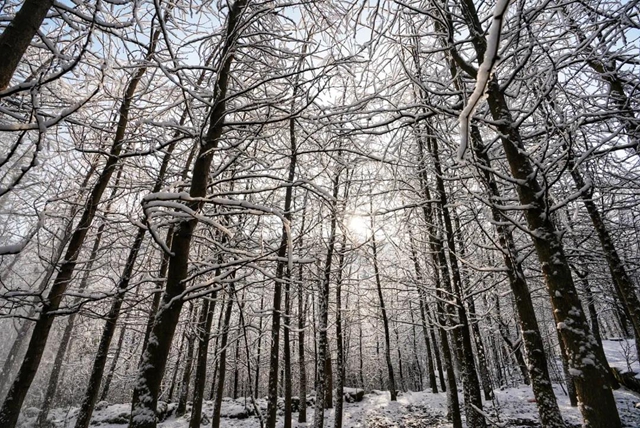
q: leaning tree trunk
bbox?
[469,125,565,426]
[128,3,246,426]
[370,211,398,402]
[37,214,111,427]
[0,0,55,90]
[451,0,621,423]
[0,23,159,428]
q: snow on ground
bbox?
[21,385,640,428]
[18,339,640,427]
[602,339,640,376]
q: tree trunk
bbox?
[334,235,347,428]
[0,25,159,427]
[211,282,235,428]
[469,126,565,426]
[313,150,343,428]
[188,292,216,428]
[0,0,55,90]
[38,218,108,426]
[176,305,197,417]
[297,210,308,423]
[128,3,245,426]
[370,212,398,402]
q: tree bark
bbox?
[370,211,398,402]
[128,3,245,426]
[0,0,55,90]
[211,281,236,428]
[0,23,158,427]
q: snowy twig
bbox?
[457,0,512,162]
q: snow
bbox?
[603,339,640,375]
[21,384,640,428]
[17,340,640,427]
[457,0,512,162]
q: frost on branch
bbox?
[457,0,512,162]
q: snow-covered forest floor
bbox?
[18,340,640,428]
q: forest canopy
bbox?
[0,1,639,427]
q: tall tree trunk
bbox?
[0,23,160,427]
[413,131,460,427]
[265,42,304,428]
[450,1,621,423]
[298,260,307,423]
[74,126,178,427]
[469,126,565,426]
[188,291,216,428]
[409,231,438,395]
[38,216,109,427]
[129,3,246,426]
[0,0,55,90]
[408,301,424,391]
[297,202,309,423]
[176,305,197,417]
[313,151,343,428]
[211,281,235,428]
[370,211,398,402]
[254,295,264,399]
[427,131,485,428]
[334,234,348,428]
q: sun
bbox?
[346,215,370,238]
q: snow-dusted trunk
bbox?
[419,300,437,393]
[297,201,309,423]
[211,282,236,428]
[414,133,460,427]
[254,295,264,399]
[0,28,159,428]
[176,307,197,417]
[75,134,176,428]
[452,0,621,421]
[566,146,640,360]
[484,76,620,426]
[189,293,216,428]
[334,234,348,428]
[427,131,485,428]
[370,214,398,402]
[74,225,148,428]
[313,154,343,428]
[0,0,55,90]
[408,234,438,393]
[467,296,493,401]
[128,3,245,426]
[283,275,293,428]
[38,217,108,427]
[265,82,298,428]
[453,212,493,401]
[470,129,565,427]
